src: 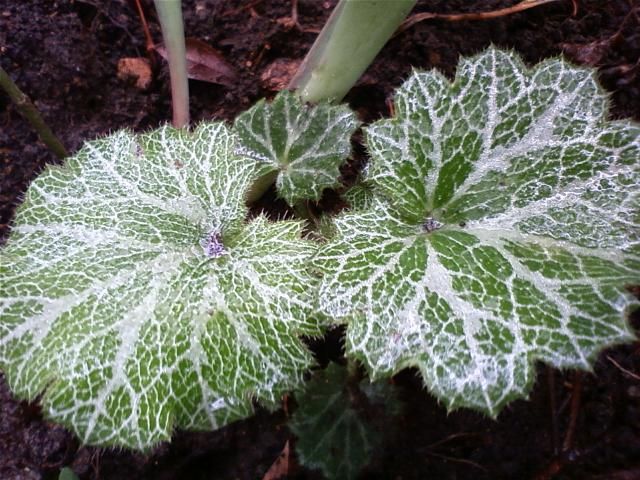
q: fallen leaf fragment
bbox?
[561,38,612,66]
[155,37,237,86]
[117,57,152,90]
[261,58,302,91]
[262,440,291,480]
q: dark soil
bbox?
[1,0,640,479]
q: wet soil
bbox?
[1,0,639,479]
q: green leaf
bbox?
[315,48,640,415]
[234,91,360,205]
[0,123,321,449]
[344,181,376,212]
[58,467,80,480]
[290,363,399,480]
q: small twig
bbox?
[426,451,487,472]
[547,366,560,455]
[386,97,395,117]
[78,0,141,48]
[276,0,319,33]
[397,0,567,35]
[134,0,157,66]
[223,0,264,17]
[422,432,482,451]
[533,373,587,478]
[533,433,608,480]
[569,0,579,16]
[562,371,583,452]
[418,432,486,472]
[0,65,68,159]
[607,355,640,381]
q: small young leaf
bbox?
[58,467,80,480]
[315,48,640,415]
[0,123,321,449]
[234,91,360,205]
[290,363,398,480]
[344,181,376,211]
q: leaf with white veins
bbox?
[234,91,360,205]
[0,123,321,449]
[315,48,640,415]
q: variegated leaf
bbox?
[234,91,360,205]
[0,123,321,449]
[315,48,640,415]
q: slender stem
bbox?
[0,65,68,159]
[289,0,417,103]
[562,371,583,452]
[154,0,189,128]
[546,366,559,455]
[134,0,157,65]
[246,169,279,204]
[346,358,360,380]
[292,201,316,225]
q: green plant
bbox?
[153,0,189,128]
[0,45,637,477]
[234,90,360,209]
[151,0,417,128]
[0,123,325,448]
[0,65,68,159]
[314,47,639,414]
[58,467,80,480]
[289,0,417,103]
[290,362,401,479]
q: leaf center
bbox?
[422,217,443,233]
[201,231,226,258]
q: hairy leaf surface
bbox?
[234,91,360,205]
[315,48,640,415]
[0,123,321,449]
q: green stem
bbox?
[346,358,361,381]
[154,0,189,128]
[0,65,68,159]
[289,0,417,103]
[246,169,279,204]
[293,201,316,224]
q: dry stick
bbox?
[547,366,560,455]
[421,432,486,472]
[134,0,157,66]
[290,0,298,26]
[422,432,482,451]
[0,65,68,159]
[532,372,584,480]
[562,371,583,452]
[607,355,640,381]
[397,0,569,35]
[426,451,488,472]
[285,0,320,33]
[223,0,264,17]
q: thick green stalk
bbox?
[289,0,417,103]
[0,65,68,159]
[154,0,189,128]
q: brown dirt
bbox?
[1,0,639,479]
